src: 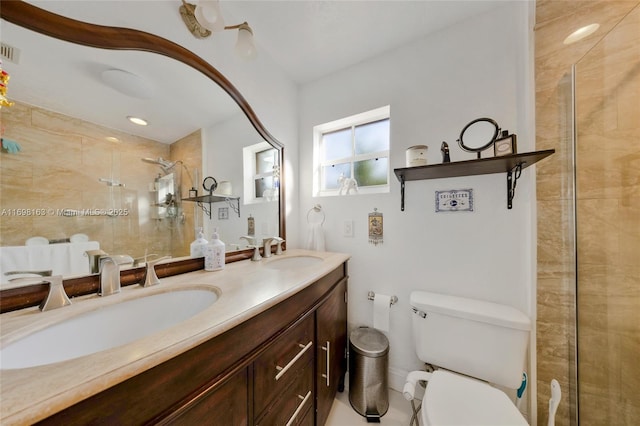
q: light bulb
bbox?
[235,24,257,59]
[195,0,225,32]
[563,23,600,45]
[127,116,148,126]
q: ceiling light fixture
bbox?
[179,0,257,59]
[563,23,600,45]
[127,116,148,126]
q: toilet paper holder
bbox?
[367,291,398,306]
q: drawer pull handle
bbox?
[275,341,313,381]
[321,341,330,387]
[285,390,312,426]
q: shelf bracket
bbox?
[197,201,212,219]
[507,163,523,210]
[400,175,405,211]
[196,198,240,219]
[226,197,241,217]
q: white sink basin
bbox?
[264,255,323,270]
[0,288,219,370]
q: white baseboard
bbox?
[388,366,409,393]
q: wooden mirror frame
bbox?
[0,0,286,312]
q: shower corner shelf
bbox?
[183,194,240,219]
[393,149,555,211]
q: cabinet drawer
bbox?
[296,403,314,426]
[253,314,314,416]
[256,360,314,426]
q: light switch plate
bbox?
[343,220,354,237]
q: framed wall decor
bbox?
[218,207,229,220]
[494,133,517,157]
[368,208,383,245]
[435,189,474,212]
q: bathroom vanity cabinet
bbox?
[34,263,348,426]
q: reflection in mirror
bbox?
[457,117,500,158]
[202,115,280,251]
[0,2,284,293]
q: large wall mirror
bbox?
[0,1,285,299]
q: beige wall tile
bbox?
[1,102,193,259]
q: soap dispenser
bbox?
[204,228,225,271]
[190,227,208,258]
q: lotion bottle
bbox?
[190,227,208,258]
[204,228,225,271]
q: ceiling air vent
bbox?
[0,43,20,64]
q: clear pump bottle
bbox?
[204,228,225,271]
[190,227,208,258]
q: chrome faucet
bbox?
[240,235,257,247]
[262,237,276,258]
[141,256,171,288]
[247,245,262,261]
[99,255,133,296]
[133,253,158,267]
[85,249,108,274]
[273,237,285,255]
[5,270,71,311]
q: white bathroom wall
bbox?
[297,2,535,391]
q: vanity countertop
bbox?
[0,249,350,425]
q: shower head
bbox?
[142,157,177,173]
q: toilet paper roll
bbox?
[373,293,391,332]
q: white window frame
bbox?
[313,105,390,197]
[243,141,278,205]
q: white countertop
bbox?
[0,249,350,425]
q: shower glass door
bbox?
[574,5,640,424]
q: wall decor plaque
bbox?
[435,189,474,212]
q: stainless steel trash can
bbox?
[349,327,389,422]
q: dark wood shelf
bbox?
[394,149,555,182]
[393,149,555,210]
[183,194,239,203]
[182,194,240,219]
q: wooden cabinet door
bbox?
[166,369,248,425]
[315,278,348,426]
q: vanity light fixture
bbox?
[563,23,600,45]
[127,116,148,126]
[179,0,257,59]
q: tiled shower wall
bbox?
[169,130,202,258]
[0,101,198,260]
[535,1,639,425]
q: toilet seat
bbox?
[422,370,528,426]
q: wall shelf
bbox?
[393,149,555,210]
[183,194,240,219]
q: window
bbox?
[313,106,390,196]
[243,141,279,204]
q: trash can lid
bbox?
[350,327,389,357]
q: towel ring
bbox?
[307,204,325,225]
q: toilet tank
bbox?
[410,291,530,389]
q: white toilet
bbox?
[404,291,531,425]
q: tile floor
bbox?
[326,386,415,426]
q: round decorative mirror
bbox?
[0,1,286,311]
[457,117,500,158]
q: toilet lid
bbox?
[422,370,528,426]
